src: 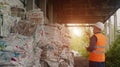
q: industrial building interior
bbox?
[0,0,120,67]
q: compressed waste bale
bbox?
[0,34,37,67]
[35,23,74,67]
[12,20,38,36]
[26,9,44,24]
[0,1,23,37]
[4,0,24,8]
[11,7,25,19]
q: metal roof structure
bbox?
[36,0,120,24]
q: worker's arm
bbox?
[86,35,97,52]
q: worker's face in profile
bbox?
[93,26,101,34]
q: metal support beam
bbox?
[105,21,111,49]
[44,0,47,24]
[65,24,93,27]
[48,1,53,23]
[114,13,117,40]
[104,22,108,36]
[108,18,112,46]
[26,0,34,11]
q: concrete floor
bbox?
[74,57,89,67]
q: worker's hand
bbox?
[85,46,89,51]
[86,31,91,38]
[85,46,88,50]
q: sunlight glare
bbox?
[72,27,82,37]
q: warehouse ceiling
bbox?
[36,0,120,24]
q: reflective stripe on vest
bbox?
[93,50,105,54]
[93,45,106,54]
[96,45,106,48]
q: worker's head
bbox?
[93,22,104,34]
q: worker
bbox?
[86,22,107,67]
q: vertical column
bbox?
[44,0,47,23]
[104,22,107,36]
[39,0,47,14]
[114,13,117,40]
[105,21,110,49]
[48,3,53,23]
[39,0,47,23]
[108,18,112,46]
[33,0,35,9]
[26,0,34,11]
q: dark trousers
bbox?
[89,61,105,67]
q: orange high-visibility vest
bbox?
[89,33,107,62]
